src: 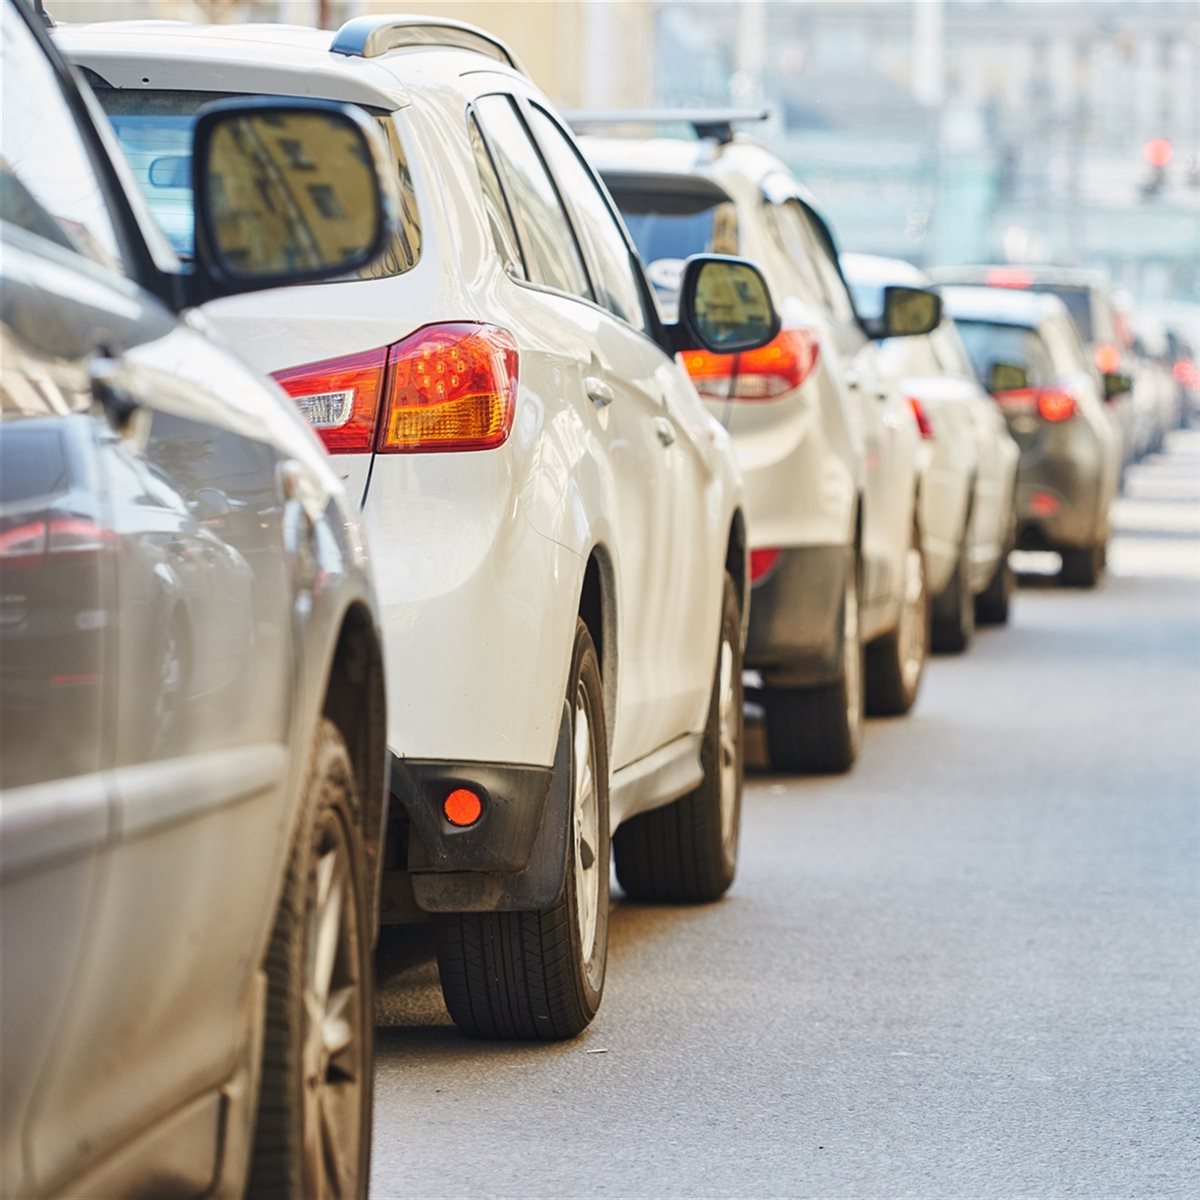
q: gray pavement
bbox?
[371,432,1200,1199]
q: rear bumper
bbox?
[1014,462,1103,550]
[746,544,848,688]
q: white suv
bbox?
[63,17,778,1040]
[583,118,943,766]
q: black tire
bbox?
[931,533,974,654]
[615,574,743,903]
[975,516,1016,626]
[1060,543,1103,588]
[763,550,862,775]
[247,719,373,1200]
[865,515,928,717]
[435,619,609,1040]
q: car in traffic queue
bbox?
[942,286,1123,589]
[842,253,1021,640]
[578,113,944,755]
[1,2,407,1195]
[62,16,781,1041]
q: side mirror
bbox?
[862,285,942,340]
[1103,371,1133,401]
[987,361,1029,393]
[190,98,400,300]
[190,486,232,524]
[674,255,780,354]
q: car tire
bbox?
[975,515,1016,626]
[1060,543,1103,588]
[247,719,373,1200]
[865,515,928,716]
[931,531,974,654]
[614,573,743,903]
[763,550,862,774]
[435,619,609,1040]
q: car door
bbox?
[521,99,717,749]
[1,12,294,1190]
[471,90,676,768]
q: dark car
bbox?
[942,286,1122,588]
[0,2,402,1195]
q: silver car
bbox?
[0,3,401,1195]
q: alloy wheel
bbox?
[572,685,602,990]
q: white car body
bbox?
[62,22,747,909]
[842,253,1019,600]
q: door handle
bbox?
[89,355,139,430]
[585,376,614,409]
[654,416,676,447]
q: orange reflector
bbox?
[444,788,483,827]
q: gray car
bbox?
[942,286,1122,589]
[0,3,401,1195]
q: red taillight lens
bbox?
[274,347,387,454]
[908,396,935,439]
[1036,387,1076,422]
[380,324,518,454]
[985,267,1032,288]
[682,328,820,401]
[749,547,781,584]
[1093,343,1122,374]
[1173,358,1196,386]
[0,518,113,567]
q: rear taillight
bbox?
[0,518,114,567]
[273,324,518,455]
[993,386,1076,422]
[274,347,387,454]
[681,328,820,401]
[749,547,781,584]
[1173,358,1197,387]
[1093,343,1122,374]
[908,396,935,439]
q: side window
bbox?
[468,113,524,278]
[930,322,974,377]
[0,13,125,274]
[764,200,825,304]
[525,105,650,334]
[473,95,590,300]
[801,210,857,325]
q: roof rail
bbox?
[565,107,771,145]
[329,15,525,75]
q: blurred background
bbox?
[48,0,1200,318]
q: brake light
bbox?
[985,267,1033,289]
[1173,358,1197,387]
[1094,343,1122,374]
[380,324,517,453]
[908,396,935,439]
[274,347,387,454]
[749,547,781,584]
[682,328,820,401]
[0,518,114,567]
[273,324,518,455]
[1036,387,1076,422]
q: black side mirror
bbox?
[190,98,401,302]
[987,361,1030,393]
[862,285,942,340]
[673,254,781,354]
[1103,371,1133,401]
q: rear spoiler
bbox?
[564,106,771,146]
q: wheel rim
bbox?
[897,541,927,693]
[716,637,740,857]
[302,812,363,1200]
[844,566,862,734]
[572,685,601,983]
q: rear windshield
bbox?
[955,320,1048,384]
[0,427,69,504]
[604,184,738,296]
[92,87,421,278]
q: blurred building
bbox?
[655,0,1200,303]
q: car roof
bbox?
[840,252,931,290]
[929,263,1109,292]
[940,284,1069,328]
[56,17,525,111]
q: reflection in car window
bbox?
[526,106,648,334]
[473,95,590,299]
[468,113,525,278]
[0,16,125,273]
[609,186,738,264]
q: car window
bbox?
[765,200,827,306]
[956,320,1055,388]
[526,105,649,334]
[473,94,590,300]
[798,208,857,326]
[93,87,421,278]
[468,113,524,278]
[604,181,738,268]
[930,322,975,377]
[0,14,126,274]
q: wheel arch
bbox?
[578,544,617,757]
[725,508,748,626]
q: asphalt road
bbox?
[371,431,1200,1199]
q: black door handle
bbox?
[89,356,139,429]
